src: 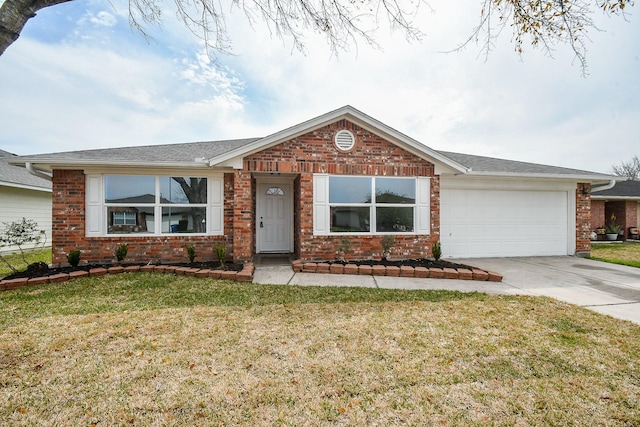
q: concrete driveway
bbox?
[253,256,640,325]
[455,257,640,325]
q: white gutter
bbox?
[26,162,52,181]
[591,179,617,193]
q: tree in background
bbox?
[0,0,634,73]
[611,155,640,180]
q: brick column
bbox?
[51,170,86,264]
[233,170,253,262]
[576,183,591,257]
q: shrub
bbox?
[115,243,128,262]
[0,218,46,273]
[381,235,395,260]
[432,241,442,261]
[185,243,197,263]
[67,250,81,267]
[337,237,352,261]
[214,242,227,268]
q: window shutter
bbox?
[209,176,224,235]
[416,177,431,234]
[85,174,102,236]
[313,174,329,235]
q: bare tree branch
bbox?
[0,0,72,56]
[451,0,635,76]
[611,155,640,180]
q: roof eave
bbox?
[0,181,52,192]
[464,171,618,182]
[591,195,640,201]
[8,158,215,171]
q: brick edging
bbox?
[292,260,502,282]
[0,263,255,292]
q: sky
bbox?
[0,0,638,174]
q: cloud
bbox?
[0,0,638,175]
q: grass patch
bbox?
[590,242,640,268]
[1,274,639,425]
[0,248,51,278]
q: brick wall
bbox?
[244,119,438,261]
[51,170,229,265]
[591,199,606,230]
[575,183,591,256]
[624,200,638,236]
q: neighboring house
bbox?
[0,149,52,253]
[9,106,617,264]
[591,180,640,240]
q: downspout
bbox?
[591,179,616,193]
[26,162,52,181]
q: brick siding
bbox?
[242,119,439,261]
[51,170,229,265]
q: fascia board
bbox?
[464,171,619,182]
[0,181,52,192]
[208,106,470,174]
[7,158,213,171]
[591,195,640,201]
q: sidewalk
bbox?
[253,257,640,325]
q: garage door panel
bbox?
[441,189,569,258]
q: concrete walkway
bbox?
[253,256,640,325]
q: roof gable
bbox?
[207,105,469,174]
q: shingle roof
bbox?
[11,138,260,166]
[592,180,640,199]
[437,150,610,178]
[0,150,52,191]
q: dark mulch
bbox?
[318,258,474,270]
[2,261,243,281]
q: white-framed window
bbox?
[313,175,431,235]
[85,174,224,236]
[112,211,137,226]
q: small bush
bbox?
[432,241,442,261]
[0,218,46,273]
[67,250,81,267]
[115,243,128,262]
[381,235,395,260]
[337,237,352,261]
[214,242,227,267]
[185,243,197,263]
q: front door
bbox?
[257,182,293,253]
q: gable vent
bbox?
[334,130,356,151]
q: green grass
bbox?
[0,248,51,278]
[0,273,483,326]
[0,274,639,425]
[590,242,640,268]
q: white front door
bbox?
[257,182,293,253]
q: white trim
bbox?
[0,181,51,192]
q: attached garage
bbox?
[440,178,575,258]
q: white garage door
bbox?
[441,189,570,258]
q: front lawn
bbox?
[591,242,640,268]
[1,274,639,425]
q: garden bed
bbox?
[293,258,502,281]
[0,261,253,291]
